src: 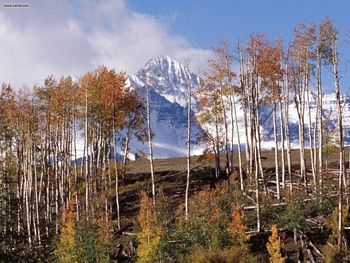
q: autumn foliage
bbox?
[55,203,79,263]
[136,191,163,263]
[266,225,285,263]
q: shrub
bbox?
[266,225,285,263]
[186,246,257,263]
[136,191,163,263]
[96,216,115,263]
[55,203,80,263]
[77,218,98,263]
[228,204,248,247]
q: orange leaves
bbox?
[228,203,249,247]
[251,36,284,102]
[228,204,247,236]
[79,65,131,134]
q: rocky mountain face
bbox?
[127,56,203,158]
[126,55,350,158]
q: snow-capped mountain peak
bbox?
[130,55,199,107]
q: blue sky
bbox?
[128,0,350,48]
[127,0,350,92]
[0,0,349,92]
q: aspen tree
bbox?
[257,39,283,200]
[329,20,345,252]
[182,58,193,221]
[146,84,156,206]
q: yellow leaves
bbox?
[326,207,348,246]
[266,225,285,263]
[55,202,80,263]
[95,216,114,263]
[136,191,163,263]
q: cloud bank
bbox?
[0,0,212,88]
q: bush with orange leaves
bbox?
[228,204,249,247]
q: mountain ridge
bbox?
[126,55,350,158]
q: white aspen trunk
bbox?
[247,69,255,182]
[238,45,248,186]
[33,142,40,245]
[113,127,121,229]
[38,132,44,204]
[317,46,323,194]
[284,80,292,193]
[332,38,344,251]
[306,79,316,188]
[253,106,261,233]
[123,130,130,166]
[146,85,156,206]
[103,139,109,223]
[244,63,252,176]
[90,135,95,219]
[232,94,244,191]
[54,127,59,234]
[279,100,286,189]
[295,76,307,193]
[108,138,113,216]
[45,124,50,236]
[273,104,281,200]
[299,113,306,191]
[73,108,79,222]
[229,92,235,173]
[255,84,265,191]
[185,78,191,221]
[214,106,221,178]
[219,92,230,175]
[84,85,89,217]
[24,148,32,246]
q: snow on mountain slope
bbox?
[127,56,204,158]
[259,92,350,146]
[124,55,350,158]
[130,55,199,108]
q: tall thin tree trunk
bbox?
[123,131,130,166]
[306,80,316,188]
[317,46,323,195]
[220,92,230,176]
[185,79,191,220]
[113,127,121,229]
[84,85,89,217]
[146,86,156,206]
[332,38,344,251]
[279,100,286,189]
[232,94,244,192]
[273,104,280,200]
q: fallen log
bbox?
[308,240,325,260]
[122,231,136,236]
[306,248,316,263]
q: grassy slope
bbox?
[116,146,349,261]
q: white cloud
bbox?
[0,0,212,88]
